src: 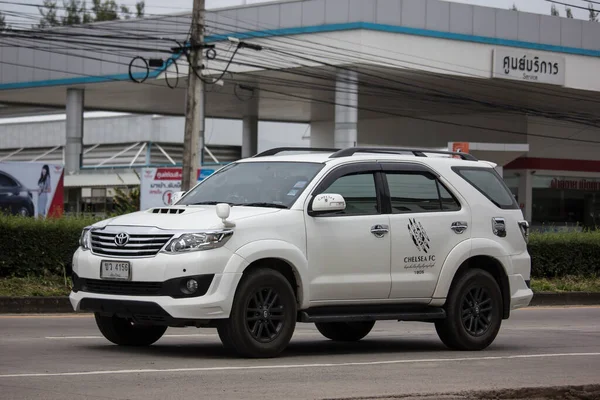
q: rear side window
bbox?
[453,167,518,209]
[385,172,461,213]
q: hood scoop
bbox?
[149,208,186,214]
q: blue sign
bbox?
[198,169,215,181]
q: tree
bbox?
[566,7,574,18]
[135,1,144,18]
[38,0,60,28]
[92,0,119,22]
[37,0,144,27]
[589,3,599,22]
[551,4,559,16]
[0,11,7,32]
[511,3,518,11]
[112,187,140,215]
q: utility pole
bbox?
[181,0,205,192]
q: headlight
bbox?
[163,230,233,253]
[79,227,92,250]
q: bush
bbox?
[0,215,100,278]
[529,230,600,278]
[1,215,600,279]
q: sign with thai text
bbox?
[140,167,215,210]
[550,178,600,191]
[492,49,565,86]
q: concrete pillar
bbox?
[334,69,358,149]
[310,121,334,148]
[242,116,258,158]
[518,170,533,223]
[65,88,84,175]
[242,93,259,159]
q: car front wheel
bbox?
[435,269,503,351]
[95,314,167,346]
[217,268,297,358]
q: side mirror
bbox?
[171,191,185,204]
[309,193,346,216]
[216,203,235,227]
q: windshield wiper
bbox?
[236,202,288,209]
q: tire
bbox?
[435,269,503,351]
[315,321,375,342]
[94,313,167,346]
[217,269,297,358]
[18,207,30,217]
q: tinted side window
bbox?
[386,172,460,213]
[454,167,518,209]
[0,173,17,187]
[438,184,461,211]
[321,172,379,215]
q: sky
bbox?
[0,0,595,26]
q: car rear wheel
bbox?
[18,207,30,217]
[315,321,375,342]
[217,268,297,358]
[435,269,503,351]
[95,313,167,346]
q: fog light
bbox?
[184,279,198,294]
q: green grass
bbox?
[0,275,599,297]
[0,276,71,297]
[530,276,600,293]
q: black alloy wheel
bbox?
[217,268,297,358]
[245,287,286,343]
[460,287,494,337]
[435,268,503,351]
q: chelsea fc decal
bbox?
[405,218,436,273]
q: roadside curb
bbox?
[1,293,600,314]
[529,292,600,307]
[0,296,74,314]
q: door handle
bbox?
[371,224,389,238]
[451,221,468,234]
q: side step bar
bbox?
[298,305,446,323]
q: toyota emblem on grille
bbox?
[114,232,130,247]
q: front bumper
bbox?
[70,247,246,320]
[70,273,241,322]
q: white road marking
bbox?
[45,334,217,339]
[1,352,598,379]
[45,332,325,340]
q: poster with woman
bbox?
[0,162,64,218]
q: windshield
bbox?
[178,161,325,208]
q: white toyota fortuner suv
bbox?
[70,147,533,358]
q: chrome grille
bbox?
[90,231,173,258]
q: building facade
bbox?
[0,113,308,215]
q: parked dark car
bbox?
[0,170,34,217]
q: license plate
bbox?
[100,261,131,280]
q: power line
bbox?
[2,43,599,146]
[4,8,600,141]
[205,17,600,106]
[248,85,600,145]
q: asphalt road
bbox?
[0,306,599,400]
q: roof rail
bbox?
[328,147,478,161]
[253,147,340,157]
